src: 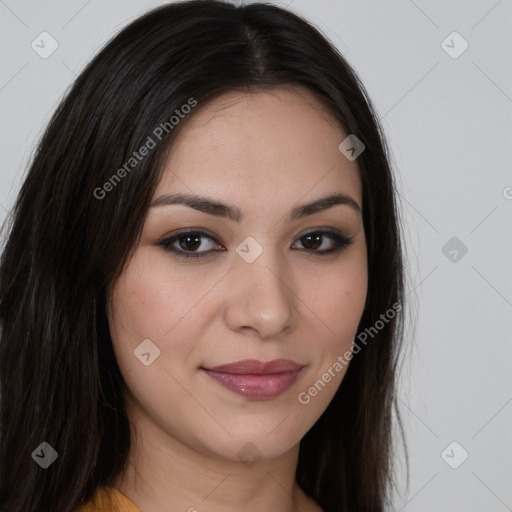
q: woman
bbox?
[0,1,407,511]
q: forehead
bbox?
[156,86,362,209]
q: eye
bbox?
[292,230,353,256]
[158,229,353,259]
[158,231,224,259]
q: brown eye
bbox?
[159,231,223,259]
[292,230,353,256]
[159,229,352,260]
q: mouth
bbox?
[201,359,304,400]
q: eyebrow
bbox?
[150,192,360,222]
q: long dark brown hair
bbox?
[0,1,407,511]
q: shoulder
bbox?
[74,485,141,512]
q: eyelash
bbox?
[158,229,353,259]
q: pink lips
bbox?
[202,359,303,400]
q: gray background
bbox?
[1,0,511,510]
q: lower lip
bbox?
[202,368,302,399]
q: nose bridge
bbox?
[225,240,295,338]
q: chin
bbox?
[206,425,304,463]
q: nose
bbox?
[223,246,297,340]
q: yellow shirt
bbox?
[76,485,141,512]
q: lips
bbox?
[206,358,302,374]
[201,359,303,399]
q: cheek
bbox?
[291,253,367,430]
[110,252,205,339]
[301,247,368,346]
[294,244,367,387]
[107,253,211,438]
[107,251,206,379]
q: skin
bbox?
[108,86,368,512]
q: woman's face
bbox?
[108,87,367,462]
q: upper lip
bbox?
[203,359,303,374]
